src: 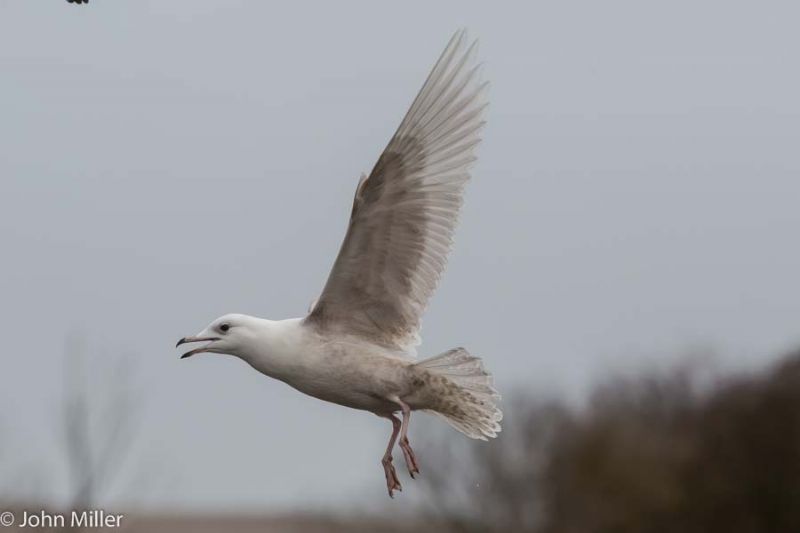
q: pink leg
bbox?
[397,398,421,478]
[380,414,403,498]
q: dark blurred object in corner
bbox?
[67,0,88,4]
[419,350,800,533]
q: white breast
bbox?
[239,317,412,413]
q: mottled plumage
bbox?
[177,29,500,498]
[306,30,488,355]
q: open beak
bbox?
[176,336,220,359]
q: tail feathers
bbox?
[416,347,502,440]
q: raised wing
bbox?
[305,30,487,355]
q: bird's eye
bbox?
[220,323,230,333]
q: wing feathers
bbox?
[306,30,486,354]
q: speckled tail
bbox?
[416,347,503,440]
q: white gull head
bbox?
[176,313,261,359]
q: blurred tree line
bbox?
[416,351,800,533]
[6,345,800,533]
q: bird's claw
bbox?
[382,457,403,498]
[400,437,421,478]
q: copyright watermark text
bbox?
[0,510,124,528]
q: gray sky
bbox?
[2,0,800,512]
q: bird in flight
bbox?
[177,29,500,498]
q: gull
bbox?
[176,29,501,498]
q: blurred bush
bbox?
[418,351,800,533]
